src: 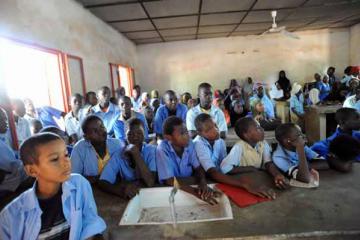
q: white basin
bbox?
[119,184,233,225]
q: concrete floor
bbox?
[95,163,360,240]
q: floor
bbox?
[94,163,360,239]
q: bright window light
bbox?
[119,66,130,96]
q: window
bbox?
[109,63,134,97]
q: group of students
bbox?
[1,74,360,238]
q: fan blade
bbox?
[281,29,300,39]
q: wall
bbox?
[0,0,137,92]
[350,23,360,66]
[137,28,350,96]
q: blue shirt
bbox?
[156,140,200,182]
[91,103,120,135]
[154,104,188,135]
[290,94,304,115]
[70,138,124,176]
[193,135,227,172]
[26,106,63,129]
[250,94,275,119]
[113,111,149,141]
[0,174,106,240]
[131,97,142,112]
[272,145,319,174]
[311,128,360,161]
[100,143,157,183]
[186,105,228,132]
[318,83,331,101]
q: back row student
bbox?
[0,133,106,239]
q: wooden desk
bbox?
[304,104,342,144]
[226,127,276,147]
[275,100,290,123]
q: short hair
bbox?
[133,85,141,90]
[234,117,256,140]
[335,108,359,124]
[85,91,96,101]
[164,90,176,98]
[119,95,131,103]
[344,66,352,75]
[275,123,297,143]
[70,93,82,101]
[126,118,144,130]
[328,66,335,71]
[81,115,102,134]
[19,133,62,165]
[98,86,110,95]
[163,116,184,136]
[40,126,65,135]
[329,135,360,161]
[194,113,212,132]
[198,82,212,92]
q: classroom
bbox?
[0,0,360,239]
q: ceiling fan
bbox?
[261,10,300,39]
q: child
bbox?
[79,91,98,121]
[91,86,120,136]
[250,100,281,131]
[221,117,288,191]
[289,83,305,128]
[230,99,248,127]
[273,123,325,183]
[99,118,157,199]
[70,115,124,182]
[157,116,218,204]
[29,119,43,135]
[311,107,360,164]
[0,108,12,148]
[343,85,360,112]
[113,96,149,141]
[318,75,331,101]
[143,106,154,134]
[194,114,276,198]
[11,99,31,146]
[64,93,83,144]
[131,85,142,112]
[0,133,106,239]
[250,83,275,119]
[213,98,230,127]
[187,83,227,139]
[154,90,187,138]
[180,92,192,107]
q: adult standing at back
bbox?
[276,70,291,99]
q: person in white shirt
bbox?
[65,93,83,144]
[11,99,31,146]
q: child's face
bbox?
[31,122,43,135]
[127,125,145,145]
[244,121,264,143]
[257,87,264,98]
[255,103,265,113]
[233,103,243,114]
[341,112,360,131]
[88,94,98,106]
[199,119,219,141]
[282,126,304,150]
[85,119,107,144]
[167,124,189,148]
[13,101,26,117]
[25,139,71,184]
[144,109,154,120]
[0,109,9,134]
[187,99,196,108]
[119,98,132,115]
[199,87,213,108]
[97,88,111,106]
[71,96,83,112]
[164,93,178,112]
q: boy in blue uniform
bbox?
[156,116,218,205]
[0,133,106,240]
[194,114,276,198]
[99,118,157,199]
[154,90,187,138]
[71,115,124,183]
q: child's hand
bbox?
[274,174,290,189]
[291,136,305,149]
[197,183,220,205]
[123,183,139,199]
[124,144,140,157]
[243,182,276,199]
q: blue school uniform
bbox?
[91,103,120,135]
[100,143,157,183]
[272,145,320,175]
[311,128,360,161]
[70,138,124,176]
[193,135,227,172]
[156,140,200,182]
[290,94,304,115]
[0,141,27,193]
[0,174,106,240]
[131,97,142,112]
[113,111,149,141]
[318,83,331,101]
[250,95,275,119]
[154,104,188,135]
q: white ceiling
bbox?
[77,0,360,44]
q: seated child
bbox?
[311,107,360,163]
[64,93,83,144]
[229,99,248,127]
[113,96,149,141]
[40,126,74,155]
[98,118,157,199]
[70,115,124,182]
[249,99,281,131]
[143,106,154,134]
[156,116,218,204]
[0,133,106,239]
[194,114,276,198]
[29,119,43,135]
[11,98,31,146]
[221,117,288,191]
[289,83,305,129]
[273,123,325,183]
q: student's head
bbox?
[143,106,154,121]
[132,85,141,99]
[20,133,71,183]
[252,100,265,114]
[82,115,107,144]
[11,98,26,117]
[40,126,70,145]
[187,98,197,109]
[254,84,264,98]
[232,100,244,114]
[97,86,111,106]
[322,75,329,83]
[292,83,302,96]
[141,92,149,102]
[0,107,9,134]
[164,90,178,112]
[229,88,241,101]
[150,90,159,99]
[328,135,360,172]
[327,67,335,76]
[85,91,98,106]
[116,87,126,98]
[163,116,189,147]
[69,93,83,112]
[23,98,35,115]
[314,73,321,82]
[335,107,360,132]
[247,77,253,84]
[198,83,213,109]
[275,123,303,150]
[119,96,132,116]
[126,118,145,146]
[195,113,219,141]
[229,79,238,88]
[29,119,43,135]
[181,92,192,105]
[344,66,352,75]
[279,70,286,78]
[235,117,264,143]
[349,79,359,90]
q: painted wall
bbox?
[137,28,350,96]
[0,0,136,92]
[350,23,360,66]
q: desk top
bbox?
[305,104,342,114]
[226,127,276,147]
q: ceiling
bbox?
[77,0,360,44]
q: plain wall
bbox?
[350,23,360,66]
[137,28,350,96]
[0,0,137,92]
